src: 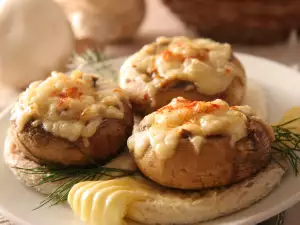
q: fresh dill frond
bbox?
[69,49,118,81]
[15,165,138,209]
[272,117,300,175]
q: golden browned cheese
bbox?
[10,71,134,165]
[128,97,274,189]
[119,36,246,115]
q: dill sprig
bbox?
[272,117,300,175]
[15,165,137,210]
[69,49,118,81]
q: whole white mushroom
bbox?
[55,0,145,50]
[0,0,75,89]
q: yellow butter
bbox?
[68,177,151,225]
[275,107,300,134]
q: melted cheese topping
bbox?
[120,36,245,105]
[128,97,252,160]
[68,177,152,225]
[11,71,126,141]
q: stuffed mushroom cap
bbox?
[10,71,133,166]
[128,97,274,190]
[119,36,246,115]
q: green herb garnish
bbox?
[272,117,300,175]
[69,49,118,81]
[15,165,137,210]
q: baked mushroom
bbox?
[128,97,274,190]
[10,71,133,166]
[119,36,246,115]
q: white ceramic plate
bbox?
[1,53,300,225]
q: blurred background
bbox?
[0,0,299,93]
[67,0,300,68]
[103,0,300,67]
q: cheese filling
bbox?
[120,36,245,105]
[128,97,253,160]
[11,71,126,141]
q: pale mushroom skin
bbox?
[55,0,145,46]
[0,0,74,89]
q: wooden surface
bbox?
[1,0,300,224]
